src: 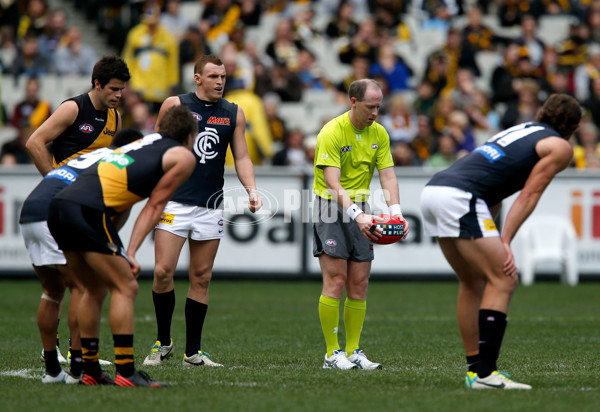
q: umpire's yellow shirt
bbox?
[313,112,394,202]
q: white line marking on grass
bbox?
[0,368,39,379]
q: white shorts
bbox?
[420,186,499,239]
[155,201,224,241]
[20,221,66,266]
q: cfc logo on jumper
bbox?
[79,123,94,133]
[207,116,230,125]
[194,127,220,164]
[341,145,352,153]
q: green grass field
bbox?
[0,279,599,411]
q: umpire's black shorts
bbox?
[47,198,126,258]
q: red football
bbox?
[373,215,404,245]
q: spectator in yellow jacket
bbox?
[122,4,179,113]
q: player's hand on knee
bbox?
[128,254,141,278]
[502,243,517,278]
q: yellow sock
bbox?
[319,295,340,357]
[344,297,366,355]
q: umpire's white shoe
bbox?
[323,350,358,370]
[182,351,223,367]
[347,349,382,370]
[470,371,532,390]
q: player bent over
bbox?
[20,128,142,384]
[47,106,197,387]
[420,94,582,389]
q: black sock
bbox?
[153,289,175,345]
[44,349,62,376]
[466,354,479,373]
[113,334,135,377]
[81,337,101,377]
[70,349,83,376]
[185,298,208,356]
[477,309,507,378]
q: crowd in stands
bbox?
[2,0,600,171]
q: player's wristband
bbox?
[389,204,402,216]
[346,204,364,220]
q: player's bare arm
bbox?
[26,100,79,176]
[231,106,262,213]
[323,166,382,241]
[126,147,196,275]
[153,96,181,133]
[502,137,573,245]
[501,137,573,277]
[378,166,409,238]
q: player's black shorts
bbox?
[47,198,126,258]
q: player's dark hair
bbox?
[158,105,198,143]
[536,93,582,138]
[348,79,382,101]
[91,56,131,89]
[111,128,143,147]
[194,55,223,74]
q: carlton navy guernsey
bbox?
[427,122,560,206]
[51,93,118,167]
[170,92,238,209]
